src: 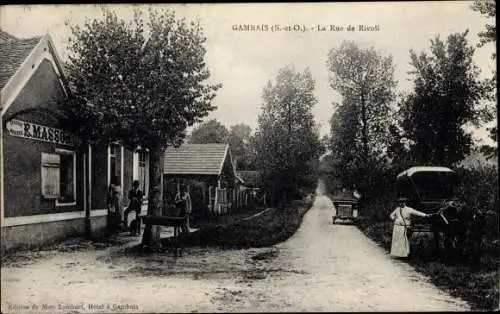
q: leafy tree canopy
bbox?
[327,41,397,187]
[399,31,485,165]
[471,0,497,158]
[64,9,220,245]
[228,124,256,170]
[65,9,221,151]
[255,65,322,204]
[188,119,229,144]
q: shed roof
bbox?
[164,143,232,176]
[0,30,41,90]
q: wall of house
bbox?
[3,134,84,216]
[1,215,108,253]
[1,54,142,251]
[3,60,66,126]
[2,59,84,218]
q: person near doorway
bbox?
[175,189,192,233]
[107,176,123,231]
[389,197,429,258]
[124,180,144,227]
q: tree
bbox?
[326,41,396,187]
[471,0,496,55]
[471,0,497,159]
[254,66,322,205]
[188,119,229,144]
[65,9,220,247]
[398,31,484,166]
[228,123,255,170]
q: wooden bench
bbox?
[142,215,187,256]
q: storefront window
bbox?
[138,150,149,196]
[41,150,76,205]
[59,153,75,203]
[109,143,121,186]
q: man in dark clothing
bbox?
[175,190,191,234]
[124,180,144,227]
[107,176,123,232]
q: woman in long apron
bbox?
[389,197,429,258]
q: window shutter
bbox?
[41,153,60,199]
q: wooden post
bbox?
[208,185,213,214]
[214,188,219,215]
[84,143,92,238]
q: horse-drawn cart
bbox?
[395,166,469,258]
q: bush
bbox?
[455,165,499,269]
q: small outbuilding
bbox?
[237,170,266,207]
[163,143,241,219]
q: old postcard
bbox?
[1,2,497,313]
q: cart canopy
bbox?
[396,166,456,202]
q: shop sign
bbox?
[5,119,77,146]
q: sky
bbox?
[0,2,496,145]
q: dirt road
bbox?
[1,181,470,313]
[213,181,470,312]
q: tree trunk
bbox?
[141,141,164,248]
[360,92,369,163]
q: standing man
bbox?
[175,189,192,233]
[183,189,192,232]
[107,176,123,232]
[124,180,144,227]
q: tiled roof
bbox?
[0,30,17,41]
[237,171,262,187]
[0,30,41,89]
[164,143,229,176]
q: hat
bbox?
[397,197,409,202]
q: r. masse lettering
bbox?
[5,119,77,146]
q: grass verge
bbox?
[161,196,314,249]
[357,218,499,311]
[190,205,265,230]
